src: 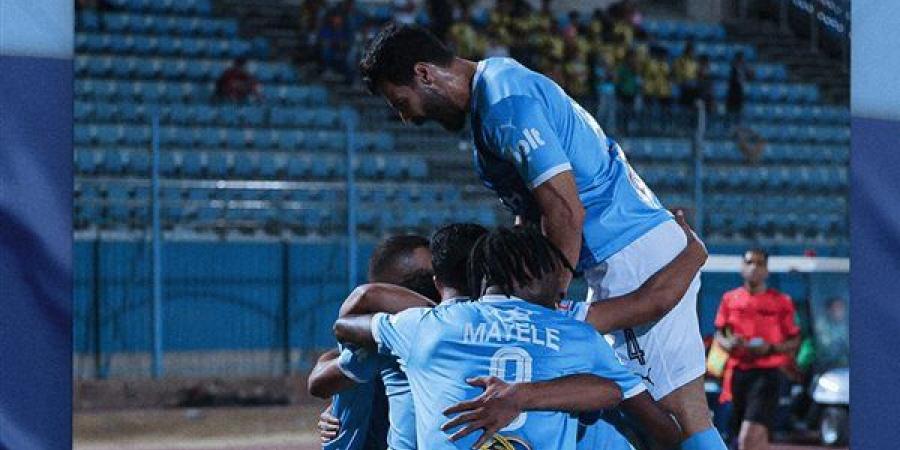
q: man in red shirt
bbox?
[714,248,801,450]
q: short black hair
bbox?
[744,247,769,262]
[359,22,454,94]
[467,226,574,298]
[430,223,489,295]
[368,234,430,283]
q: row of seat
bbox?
[706,212,847,236]
[623,139,848,163]
[76,182,461,205]
[711,82,820,103]
[104,0,213,15]
[75,149,422,179]
[76,33,268,59]
[738,124,849,144]
[704,193,847,213]
[741,104,849,124]
[703,142,848,164]
[642,20,728,41]
[707,62,788,82]
[74,125,391,151]
[705,166,847,190]
[75,55,297,83]
[76,102,346,129]
[656,41,757,61]
[75,80,328,105]
[74,201,500,231]
[77,11,237,37]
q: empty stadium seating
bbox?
[72,1,847,250]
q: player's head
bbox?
[430,223,489,299]
[741,247,769,285]
[359,23,467,132]
[467,225,573,307]
[368,234,440,301]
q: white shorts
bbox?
[585,219,706,400]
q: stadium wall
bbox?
[73,240,848,378]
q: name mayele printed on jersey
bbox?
[462,307,562,351]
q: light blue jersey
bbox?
[325,372,388,450]
[371,295,640,450]
[469,57,673,269]
[341,349,417,450]
[339,298,469,450]
[558,299,646,450]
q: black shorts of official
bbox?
[729,367,781,435]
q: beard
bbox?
[421,87,467,132]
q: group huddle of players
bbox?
[304,20,733,450]
[310,220,706,450]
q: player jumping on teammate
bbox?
[358,23,726,450]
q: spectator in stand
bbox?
[727,51,753,127]
[214,57,263,102]
[814,297,849,370]
[614,49,640,131]
[298,0,326,68]
[447,6,485,60]
[714,248,801,450]
[674,40,700,105]
[697,54,715,112]
[318,10,354,81]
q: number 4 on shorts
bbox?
[624,328,646,365]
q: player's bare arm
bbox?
[620,391,684,448]
[583,212,708,333]
[333,314,378,348]
[307,349,357,399]
[532,170,585,295]
[441,374,623,447]
[338,283,435,318]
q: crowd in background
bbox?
[294,0,725,121]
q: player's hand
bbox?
[441,376,524,448]
[318,407,341,443]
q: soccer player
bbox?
[316,224,628,449]
[309,234,438,450]
[334,213,704,449]
[334,226,672,449]
[358,23,724,449]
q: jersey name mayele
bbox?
[462,306,561,351]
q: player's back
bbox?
[395,295,607,450]
[470,57,672,266]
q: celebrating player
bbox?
[309,234,438,450]
[359,23,724,450]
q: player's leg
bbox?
[585,220,725,449]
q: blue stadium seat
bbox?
[181,152,203,176]
[233,153,255,178]
[128,151,150,174]
[75,150,97,174]
[207,152,230,177]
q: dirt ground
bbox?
[74,406,847,450]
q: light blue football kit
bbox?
[325,345,389,450]
[371,295,643,450]
[337,298,469,450]
[468,57,723,449]
[469,57,672,270]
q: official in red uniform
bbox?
[714,248,801,450]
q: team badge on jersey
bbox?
[478,434,533,450]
